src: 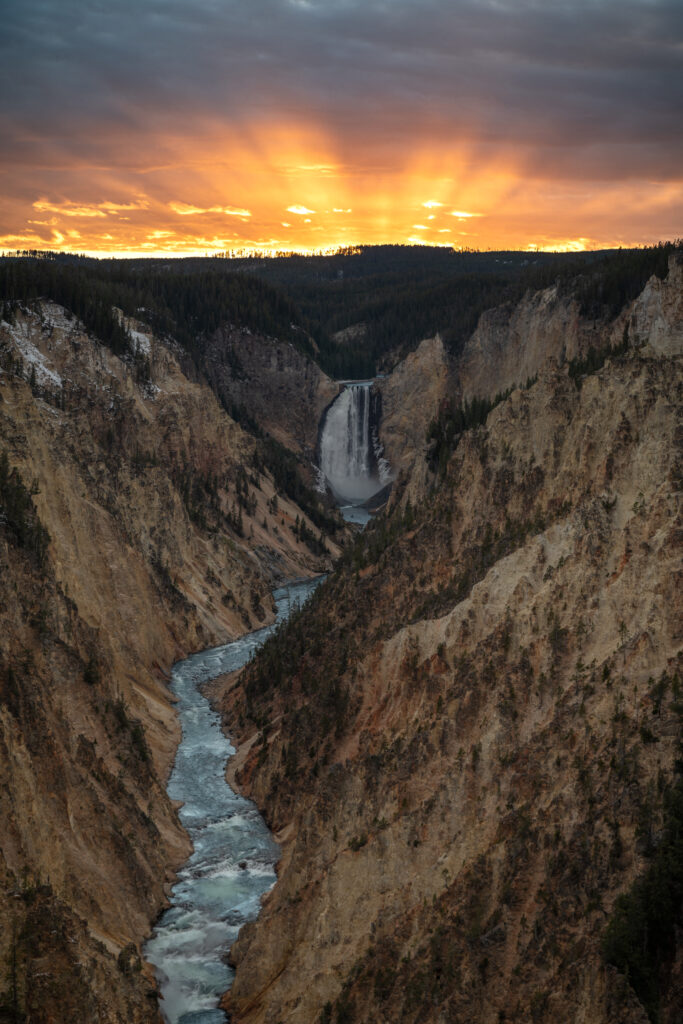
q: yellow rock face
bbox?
[221,311,682,1023]
[0,301,337,1021]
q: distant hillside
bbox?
[3,244,680,380]
[238,243,681,376]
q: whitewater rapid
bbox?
[145,578,322,1024]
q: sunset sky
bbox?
[1,0,682,256]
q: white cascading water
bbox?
[319,383,388,504]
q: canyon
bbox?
[0,299,338,1022]
[219,254,683,1024]
[0,247,680,1024]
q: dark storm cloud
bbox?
[1,0,682,179]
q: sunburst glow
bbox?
[1,1,680,256]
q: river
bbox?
[144,577,322,1024]
[339,503,373,526]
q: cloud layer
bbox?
[1,0,681,253]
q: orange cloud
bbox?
[33,197,149,218]
[33,200,106,219]
[169,202,251,217]
[0,118,678,259]
[1,0,680,261]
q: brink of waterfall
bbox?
[318,382,391,505]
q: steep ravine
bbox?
[216,299,682,1021]
[0,302,338,1022]
[1,254,679,1023]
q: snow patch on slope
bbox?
[8,322,63,388]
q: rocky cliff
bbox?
[0,301,338,1022]
[202,324,339,458]
[628,254,683,356]
[376,253,683,507]
[456,252,683,403]
[217,267,682,1024]
[377,335,449,501]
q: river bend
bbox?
[145,578,322,1024]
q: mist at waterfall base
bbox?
[145,579,322,1024]
[318,382,390,524]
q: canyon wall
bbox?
[377,335,449,500]
[457,252,683,402]
[0,302,337,1021]
[219,266,682,1024]
[203,325,339,457]
[377,253,683,506]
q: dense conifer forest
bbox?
[0,257,316,362]
[2,242,679,379]
[226,242,681,375]
[0,450,50,567]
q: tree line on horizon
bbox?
[1,240,679,382]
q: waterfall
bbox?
[319,383,389,504]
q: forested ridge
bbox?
[2,242,679,380]
[241,242,681,376]
[0,258,317,362]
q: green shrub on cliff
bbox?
[0,451,50,567]
[603,720,683,1022]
